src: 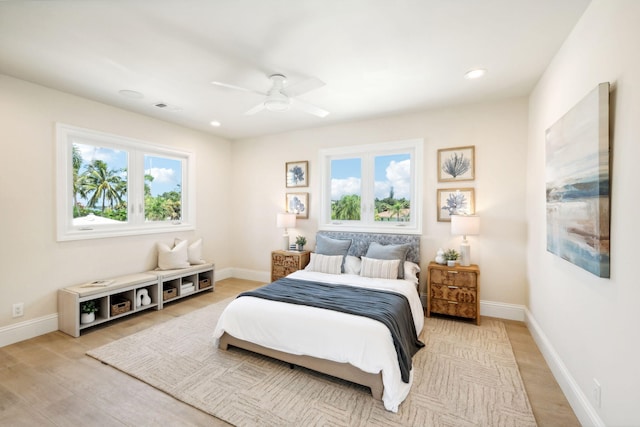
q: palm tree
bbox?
[377,199,410,221]
[332,194,361,220]
[82,160,125,213]
[71,145,86,215]
[388,200,409,221]
[144,173,154,197]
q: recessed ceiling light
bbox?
[210,120,221,127]
[118,89,144,99]
[464,69,487,80]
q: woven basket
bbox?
[163,287,177,301]
[198,278,211,290]
[110,297,131,316]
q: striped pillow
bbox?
[305,253,343,275]
[359,256,400,280]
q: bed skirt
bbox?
[218,332,383,400]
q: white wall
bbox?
[0,75,233,336]
[231,98,529,314]
[527,1,640,425]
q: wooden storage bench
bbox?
[58,263,215,337]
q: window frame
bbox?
[56,123,195,241]
[319,138,423,234]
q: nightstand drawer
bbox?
[430,283,477,304]
[429,268,477,289]
[430,299,477,319]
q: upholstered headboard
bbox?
[316,231,420,264]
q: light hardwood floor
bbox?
[0,278,579,426]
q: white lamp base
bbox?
[282,234,290,251]
[459,241,471,266]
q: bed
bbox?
[212,232,423,412]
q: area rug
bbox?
[87,298,537,427]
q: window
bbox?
[56,124,195,241]
[320,139,423,233]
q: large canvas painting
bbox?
[546,82,610,278]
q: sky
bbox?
[331,154,411,200]
[75,143,181,199]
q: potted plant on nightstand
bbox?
[444,249,459,267]
[295,235,307,251]
[80,300,98,324]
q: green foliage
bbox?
[295,235,307,246]
[80,300,99,313]
[331,188,411,222]
[71,145,181,222]
[374,187,410,222]
[444,249,459,260]
[331,194,361,220]
[145,190,181,221]
[80,159,126,213]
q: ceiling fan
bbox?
[211,74,329,118]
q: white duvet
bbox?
[212,270,424,412]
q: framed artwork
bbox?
[546,82,610,278]
[286,161,308,188]
[438,146,475,182]
[286,192,309,219]
[437,188,475,222]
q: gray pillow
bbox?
[365,242,410,279]
[315,234,352,272]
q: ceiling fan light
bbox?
[264,93,291,112]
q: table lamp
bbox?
[451,214,480,267]
[276,212,296,251]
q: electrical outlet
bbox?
[592,378,601,408]
[12,302,24,318]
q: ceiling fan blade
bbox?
[291,98,330,118]
[211,80,266,96]
[282,77,325,97]
[244,102,265,115]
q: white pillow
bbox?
[344,255,362,275]
[359,256,400,280]
[305,253,343,275]
[404,261,421,284]
[175,238,205,265]
[157,240,190,270]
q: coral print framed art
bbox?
[286,161,308,188]
[286,192,309,219]
[438,146,475,182]
[437,188,475,222]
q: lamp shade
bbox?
[451,215,480,237]
[276,212,296,229]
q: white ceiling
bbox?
[0,1,590,140]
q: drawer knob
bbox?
[447,270,458,274]
[447,286,459,290]
[448,301,459,304]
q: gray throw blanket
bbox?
[237,277,424,383]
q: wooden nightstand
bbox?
[271,250,311,282]
[426,262,480,325]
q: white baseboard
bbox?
[213,267,233,281]
[230,268,270,284]
[525,309,605,427]
[480,300,526,321]
[0,314,59,348]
